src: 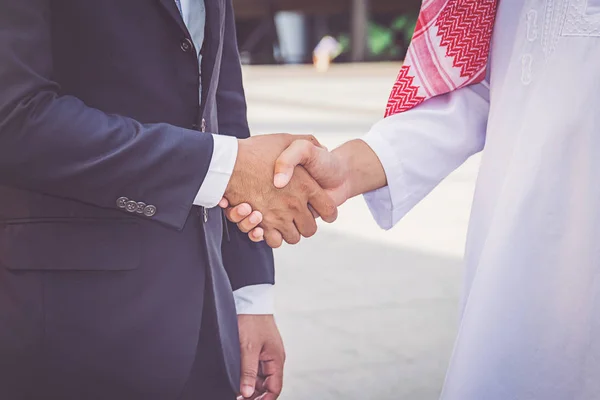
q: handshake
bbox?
[218,133,386,248]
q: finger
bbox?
[249,227,265,242]
[301,168,338,223]
[291,167,338,224]
[240,343,260,399]
[257,349,284,400]
[238,211,263,233]
[273,140,318,189]
[219,198,229,208]
[308,190,338,224]
[260,377,283,400]
[263,229,283,249]
[254,376,267,393]
[226,203,253,224]
[278,220,301,245]
[308,204,320,219]
[293,207,318,238]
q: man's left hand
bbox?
[237,315,285,400]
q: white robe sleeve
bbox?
[362,81,490,230]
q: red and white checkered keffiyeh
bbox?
[385,0,498,117]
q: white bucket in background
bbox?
[274,12,307,64]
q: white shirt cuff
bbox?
[361,129,411,230]
[233,284,275,315]
[193,134,238,208]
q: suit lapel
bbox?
[157,0,189,34]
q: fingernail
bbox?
[239,204,251,217]
[242,385,254,398]
[249,214,259,224]
[274,173,288,188]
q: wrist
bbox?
[334,139,387,199]
[329,149,352,205]
[224,138,245,199]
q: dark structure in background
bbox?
[233,0,421,64]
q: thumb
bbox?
[273,140,317,189]
[240,342,260,398]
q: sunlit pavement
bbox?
[242,64,481,400]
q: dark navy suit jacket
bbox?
[0,0,274,398]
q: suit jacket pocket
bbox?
[0,218,140,271]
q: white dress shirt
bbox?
[180,0,273,315]
[364,1,600,399]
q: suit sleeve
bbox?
[0,0,213,230]
[217,0,275,290]
[363,81,491,229]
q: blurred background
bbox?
[233,2,481,399]
[233,0,420,65]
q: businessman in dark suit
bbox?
[0,0,337,399]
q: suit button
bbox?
[201,118,206,132]
[136,202,146,214]
[117,197,129,209]
[180,38,193,53]
[143,205,157,217]
[125,200,138,213]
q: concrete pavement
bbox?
[242,64,481,400]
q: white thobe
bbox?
[363,1,600,399]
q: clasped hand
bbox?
[221,134,350,248]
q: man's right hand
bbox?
[223,134,338,248]
[225,139,388,247]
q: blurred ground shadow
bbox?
[273,229,463,400]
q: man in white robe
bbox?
[223,0,600,398]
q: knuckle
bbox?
[241,368,258,379]
[241,339,254,352]
[298,180,311,194]
[288,199,301,212]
